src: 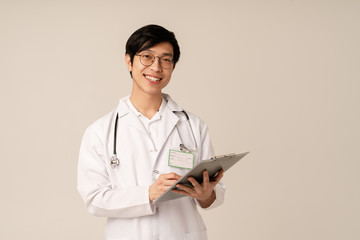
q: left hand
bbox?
[172,169,224,202]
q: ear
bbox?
[172,63,176,71]
[125,54,132,72]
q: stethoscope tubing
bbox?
[113,113,119,155]
[110,110,197,168]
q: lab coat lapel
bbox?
[117,94,184,146]
[127,112,148,134]
[155,94,183,153]
[117,96,147,135]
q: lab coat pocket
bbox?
[184,229,207,240]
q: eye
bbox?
[142,54,153,60]
[162,57,172,63]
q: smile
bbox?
[144,74,162,82]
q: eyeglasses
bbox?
[135,52,174,69]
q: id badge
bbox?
[168,150,194,170]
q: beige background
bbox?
[1,0,359,239]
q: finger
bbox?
[160,172,182,180]
[187,177,201,188]
[172,189,193,197]
[158,179,179,186]
[213,169,224,183]
[202,170,209,185]
[176,184,196,194]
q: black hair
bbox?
[125,24,180,66]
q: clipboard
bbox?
[153,152,249,203]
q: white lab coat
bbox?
[78,93,225,240]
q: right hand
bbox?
[149,172,181,201]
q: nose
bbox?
[150,57,162,72]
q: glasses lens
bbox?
[140,53,154,66]
[139,53,173,68]
[160,56,173,69]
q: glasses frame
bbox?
[135,52,174,69]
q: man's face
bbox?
[126,42,175,97]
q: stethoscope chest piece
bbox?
[110,155,119,168]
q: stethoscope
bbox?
[110,110,198,168]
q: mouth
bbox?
[144,74,162,82]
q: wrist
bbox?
[198,190,216,208]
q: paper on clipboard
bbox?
[153,152,249,204]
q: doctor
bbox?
[78,24,225,240]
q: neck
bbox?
[129,91,163,119]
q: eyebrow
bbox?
[142,50,173,57]
[161,53,173,57]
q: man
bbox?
[78,24,225,240]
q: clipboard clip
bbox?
[214,153,236,159]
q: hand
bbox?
[172,169,224,205]
[149,172,181,201]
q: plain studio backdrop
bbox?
[1,0,359,239]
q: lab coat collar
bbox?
[116,97,146,135]
[126,97,167,121]
[162,93,183,112]
[117,95,131,118]
[115,94,183,142]
[116,93,183,118]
